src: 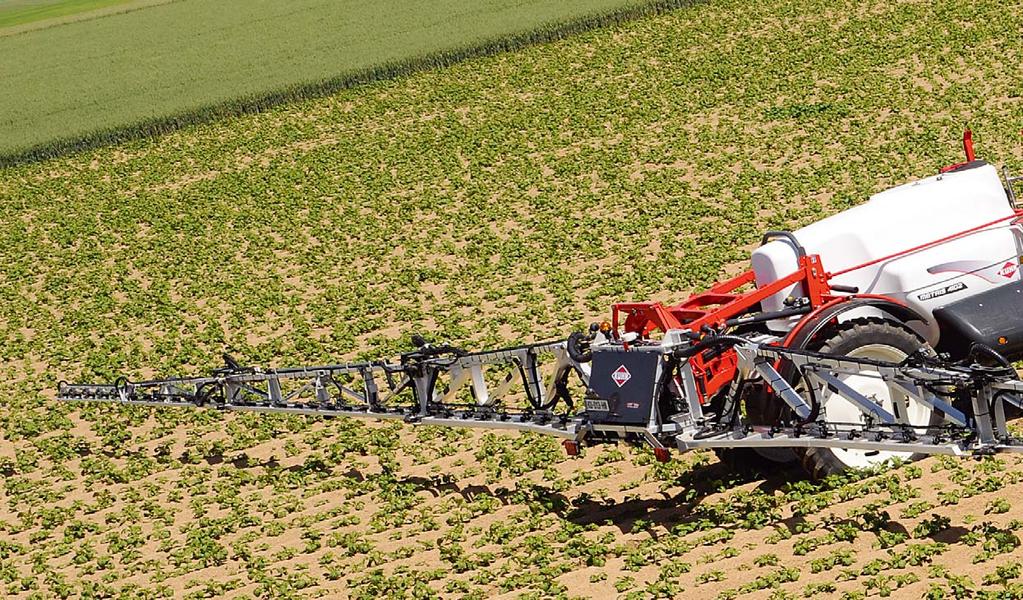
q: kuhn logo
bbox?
[611,365,631,387]
[999,261,1018,279]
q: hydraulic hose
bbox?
[566,331,593,362]
[671,335,751,359]
[967,343,1015,373]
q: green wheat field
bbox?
[0,0,684,163]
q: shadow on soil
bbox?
[566,461,807,534]
[397,458,808,534]
[186,446,839,534]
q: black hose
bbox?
[114,376,130,397]
[194,382,222,406]
[761,231,807,257]
[796,369,820,426]
[724,305,812,328]
[828,284,860,294]
[672,335,751,359]
[725,378,749,429]
[967,343,1014,370]
[566,331,593,362]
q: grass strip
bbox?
[0,0,699,167]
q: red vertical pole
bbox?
[963,128,975,162]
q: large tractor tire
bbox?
[714,446,797,478]
[714,381,798,477]
[797,317,941,479]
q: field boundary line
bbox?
[0,0,183,38]
[0,0,702,168]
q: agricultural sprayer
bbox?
[60,133,1023,478]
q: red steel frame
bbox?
[612,254,837,405]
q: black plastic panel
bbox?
[933,280,1023,360]
[585,349,664,425]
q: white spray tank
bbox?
[751,162,1023,345]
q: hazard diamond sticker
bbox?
[999,261,1018,279]
[611,365,631,387]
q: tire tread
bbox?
[796,317,933,479]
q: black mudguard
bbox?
[933,281,1023,360]
[786,297,929,351]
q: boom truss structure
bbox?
[58,334,1023,460]
[60,341,590,439]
